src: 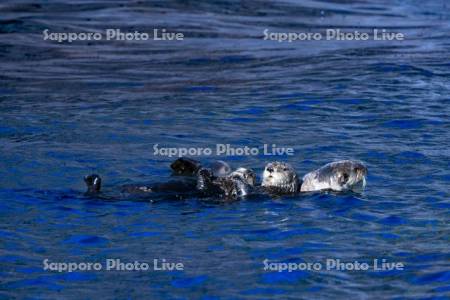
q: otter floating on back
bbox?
[84,157,250,201]
[300,160,367,192]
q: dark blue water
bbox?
[1,0,449,298]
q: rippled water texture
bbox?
[1,0,449,298]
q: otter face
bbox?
[262,162,299,193]
[335,161,367,191]
[303,160,368,192]
[230,168,256,186]
[220,180,239,199]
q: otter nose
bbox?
[267,167,274,173]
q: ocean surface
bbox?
[1,0,449,299]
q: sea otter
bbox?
[84,158,241,201]
[261,162,300,194]
[300,160,367,192]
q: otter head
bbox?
[327,160,368,192]
[220,179,240,199]
[229,167,256,186]
[228,167,256,197]
[84,174,102,194]
[170,157,202,176]
[262,162,299,193]
[209,160,231,177]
